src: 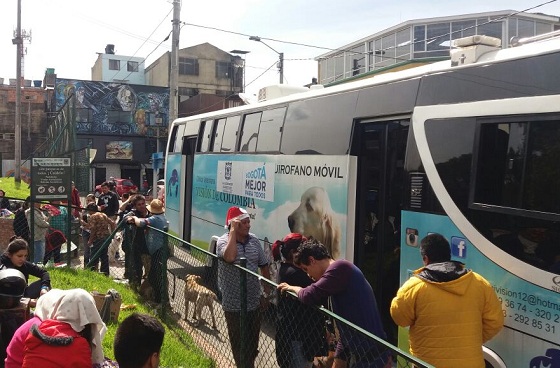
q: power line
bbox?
[182,1,557,65]
[182,22,334,52]
[245,61,277,88]
[109,7,173,81]
[178,61,278,117]
[109,7,173,82]
[77,13,166,47]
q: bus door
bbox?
[353,118,409,344]
[181,137,197,241]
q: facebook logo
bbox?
[451,236,467,258]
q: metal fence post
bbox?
[161,225,169,318]
[239,257,247,368]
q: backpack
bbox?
[45,229,67,252]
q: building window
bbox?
[215,90,231,97]
[216,61,231,78]
[178,87,198,96]
[179,57,199,75]
[127,61,139,72]
[345,45,365,78]
[109,59,120,70]
[426,23,451,53]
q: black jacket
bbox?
[0,254,51,289]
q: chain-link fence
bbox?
[6,200,433,368]
[126,231,434,368]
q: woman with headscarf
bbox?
[5,288,107,368]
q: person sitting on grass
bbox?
[0,236,50,299]
[6,288,107,368]
[114,313,165,368]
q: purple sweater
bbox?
[298,260,387,359]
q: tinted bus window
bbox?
[199,120,213,152]
[282,93,357,155]
[168,125,179,153]
[172,124,185,153]
[239,112,262,152]
[221,115,240,152]
[184,119,201,136]
[257,107,286,152]
[473,118,560,220]
[212,118,226,152]
[425,118,476,213]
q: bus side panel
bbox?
[399,210,559,367]
[165,153,184,238]
[190,154,356,263]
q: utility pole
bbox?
[168,0,180,133]
[278,52,284,84]
[155,0,180,194]
[249,36,284,84]
[12,0,23,182]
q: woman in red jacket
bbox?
[21,288,107,368]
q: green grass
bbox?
[0,177,31,200]
[47,267,214,368]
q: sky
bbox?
[1,0,560,96]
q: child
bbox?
[80,202,98,267]
[87,212,115,275]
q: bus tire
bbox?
[483,346,506,368]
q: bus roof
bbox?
[172,31,560,125]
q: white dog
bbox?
[108,231,123,265]
[288,187,341,259]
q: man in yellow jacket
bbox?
[390,233,503,368]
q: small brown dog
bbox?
[184,274,217,329]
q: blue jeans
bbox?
[291,341,313,368]
[33,239,45,264]
[90,239,109,276]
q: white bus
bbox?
[165,33,560,367]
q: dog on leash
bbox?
[184,274,217,329]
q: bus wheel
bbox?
[483,346,506,368]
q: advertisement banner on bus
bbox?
[400,211,560,366]
[165,153,183,237]
[190,154,357,261]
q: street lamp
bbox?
[230,49,249,93]
[249,36,283,84]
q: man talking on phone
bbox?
[216,206,271,368]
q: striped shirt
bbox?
[216,232,268,312]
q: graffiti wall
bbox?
[55,79,169,136]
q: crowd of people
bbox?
[217,205,504,368]
[1,180,168,298]
[0,179,168,368]
[0,179,506,368]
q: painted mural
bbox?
[106,141,133,160]
[55,79,169,136]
